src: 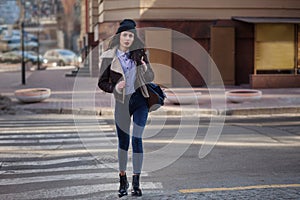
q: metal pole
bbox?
[37,31,40,70]
[21,0,26,85]
[37,1,40,70]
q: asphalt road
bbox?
[0,114,299,199]
[145,115,300,192]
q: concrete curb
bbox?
[222,106,300,116]
[19,106,300,116]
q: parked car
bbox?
[42,49,80,68]
[0,25,8,34]
[0,38,38,52]
[0,29,38,42]
[0,51,20,63]
[15,51,44,64]
[0,50,45,70]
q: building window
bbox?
[255,24,295,73]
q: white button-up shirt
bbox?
[117,49,136,95]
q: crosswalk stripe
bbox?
[0,122,110,129]
[0,182,163,199]
[0,121,107,125]
[0,128,114,134]
[0,122,108,126]
[0,163,127,175]
[0,171,147,186]
[0,137,117,144]
[0,117,164,198]
[1,153,54,158]
[0,132,116,139]
[0,149,117,154]
[0,125,108,129]
[0,171,150,186]
[0,120,110,127]
[0,143,117,150]
[0,120,107,124]
[1,156,98,167]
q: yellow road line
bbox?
[179,184,300,193]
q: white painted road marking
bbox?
[0,182,163,200]
[0,117,164,198]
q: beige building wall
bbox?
[99,0,300,22]
[94,0,300,86]
[80,0,99,46]
[89,0,99,32]
[80,0,87,42]
[145,30,172,87]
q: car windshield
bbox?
[58,50,75,56]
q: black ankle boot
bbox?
[131,174,142,196]
[118,173,129,198]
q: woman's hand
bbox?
[115,80,126,94]
[116,81,126,90]
[141,56,147,71]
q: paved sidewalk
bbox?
[0,68,300,116]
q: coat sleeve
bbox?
[98,58,114,93]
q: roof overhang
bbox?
[232,17,300,24]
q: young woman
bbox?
[98,19,154,197]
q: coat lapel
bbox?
[111,57,124,76]
[101,47,124,76]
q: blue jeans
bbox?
[115,90,148,174]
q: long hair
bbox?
[108,32,147,66]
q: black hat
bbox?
[116,19,136,34]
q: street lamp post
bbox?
[37,1,40,70]
[37,29,40,70]
[21,0,26,85]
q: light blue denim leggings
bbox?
[114,90,148,174]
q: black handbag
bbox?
[146,83,166,112]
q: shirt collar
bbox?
[117,49,130,58]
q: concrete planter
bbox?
[15,88,51,103]
[226,89,262,103]
[165,89,202,105]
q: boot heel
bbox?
[118,173,129,198]
[131,174,142,197]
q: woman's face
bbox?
[119,31,134,51]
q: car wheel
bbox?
[58,60,65,66]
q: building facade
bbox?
[0,0,20,25]
[80,0,300,88]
